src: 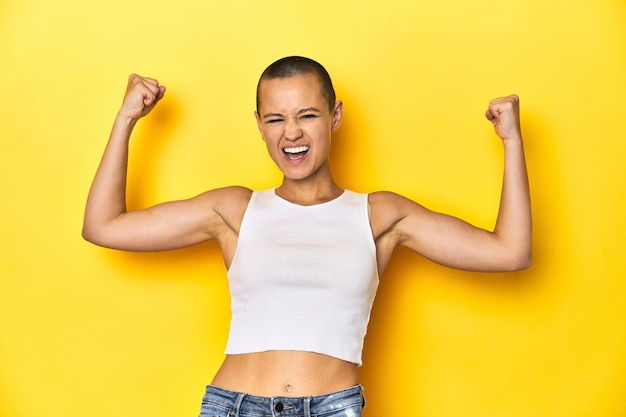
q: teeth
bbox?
[283,146,309,154]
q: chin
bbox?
[282,172,312,181]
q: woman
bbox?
[83,56,531,417]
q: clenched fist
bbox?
[485,95,522,142]
[119,74,166,121]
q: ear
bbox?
[254,111,265,140]
[331,100,343,132]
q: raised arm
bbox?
[82,74,250,253]
[371,95,531,273]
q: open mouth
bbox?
[283,145,309,160]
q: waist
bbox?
[211,351,359,397]
[200,384,365,416]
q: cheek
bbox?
[315,129,333,149]
[307,124,331,141]
[263,138,282,160]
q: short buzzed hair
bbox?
[256,56,336,113]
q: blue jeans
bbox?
[198,384,366,417]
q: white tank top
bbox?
[225,189,379,366]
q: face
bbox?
[255,74,342,181]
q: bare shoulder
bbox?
[367,191,431,272]
[199,185,253,206]
[195,185,252,232]
[368,190,436,239]
[368,191,418,240]
[368,190,410,209]
[368,190,426,218]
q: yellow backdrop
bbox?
[1,1,625,416]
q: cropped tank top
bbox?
[225,189,379,366]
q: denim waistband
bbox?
[201,384,365,417]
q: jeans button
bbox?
[275,402,284,412]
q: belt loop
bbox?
[304,397,311,417]
[233,392,246,417]
[359,384,366,408]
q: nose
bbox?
[284,116,303,140]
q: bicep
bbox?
[392,197,514,272]
[83,188,243,252]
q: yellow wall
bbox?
[1,1,625,416]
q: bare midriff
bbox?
[210,351,359,397]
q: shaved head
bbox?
[256,56,336,112]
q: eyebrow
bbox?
[262,107,322,120]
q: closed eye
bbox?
[298,114,319,121]
[262,110,321,125]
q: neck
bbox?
[276,167,343,206]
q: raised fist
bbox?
[119,74,166,121]
[485,95,521,141]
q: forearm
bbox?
[387,95,532,273]
[493,136,532,269]
[82,114,137,240]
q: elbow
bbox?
[506,248,532,272]
[81,224,96,244]
[82,223,105,247]
[82,213,113,247]
[82,212,96,243]
[513,257,532,272]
